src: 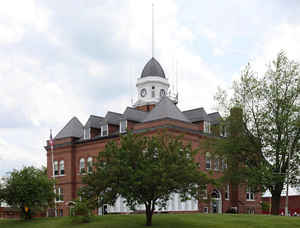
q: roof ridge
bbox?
[107,111,122,115]
[90,115,104,118]
[183,107,204,113]
[126,107,147,113]
[208,112,219,115]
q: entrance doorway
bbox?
[211,189,222,213]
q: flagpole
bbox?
[50,129,57,217]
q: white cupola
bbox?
[134,57,170,108]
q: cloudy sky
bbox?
[1,0,300,176]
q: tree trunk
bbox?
[270,184,283,215]
[145,203,153,226]
[271,192,281,215]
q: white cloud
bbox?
[1,0,300,176]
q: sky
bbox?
[1,0,300,176]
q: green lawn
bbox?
[0,213,299,228]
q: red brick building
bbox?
[45,57,262,216]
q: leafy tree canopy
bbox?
[211,51,300,215]
[81,132,208,226]
[2,166,55,219]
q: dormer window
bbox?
[120,119,127,133]
[204,121,211,133]
[101,124,108,136]
[83,128,91,140]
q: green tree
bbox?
[2,166,55,219]
[213,51,300,215]
[81,132,207,226]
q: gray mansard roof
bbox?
[208,112,222,125]
[123,107,148,122]
[141,57,166,78]
[100,111,123,126]
[84,115,104,129]
[55,117,83,139]
[143,97,191,123]
[183,108,210,122]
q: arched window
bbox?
[60,160,64,175]
[80,158,85,174]
[205,152,211,169]
[87,157,93,173]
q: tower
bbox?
[134,57,170,111]
[133,3,177,111]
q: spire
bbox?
[152,3,155,58]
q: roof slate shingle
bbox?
[123,107,148,122]
[84,115,104,129]
[208,112,222,125]
[143,97,191,123]
[55,117,83,139]
[183,108,210,122]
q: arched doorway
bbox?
[211,189,222,213]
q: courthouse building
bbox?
[45,57,262,216]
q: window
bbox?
[204,207,208,213]
[246,186,255,201]
[151,86,155,98]
[59,209,63,216]
[55,187,64,202]
[120,119,127,133]
[221,159,227,170]
[204,121,211,133]
[87,157,93,173]
[205,153,211,169]
[101,124,108,136]
[84,128,90,140]
[54,161,58,176]
[80,158,85,174]
[225,184,230,200]
[60,160,64,175]
[214,159,220,171]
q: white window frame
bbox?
[59,160,65,175]
[214,159,220,171]
[205,153,211,169]
[101,124,108,136]
[204,121,211,133]
[120,119,127,133]
[80,158,85,174]
[87,157,93,173]
[225,184,230,200]
[54,160,58,176]
[55,187,64,202]
[246,186,255,201]
[204,207,209,213]
[84,128,91,140]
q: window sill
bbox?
[55,201,64,203]
[246,199,255,201]
[52,175,66,177]
[225,198,229,201]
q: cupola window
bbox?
[151,86,155,98]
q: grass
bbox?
[0,213,299,228]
